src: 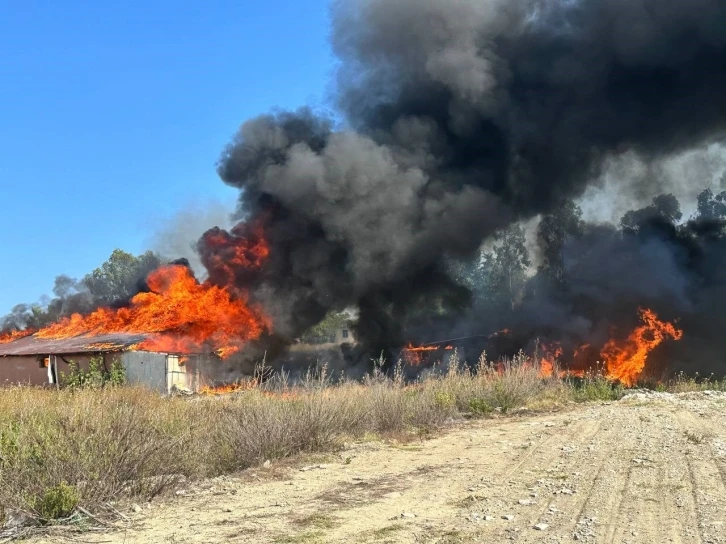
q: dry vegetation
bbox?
[0,350,716,534]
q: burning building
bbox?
[0,332,226,393]
[0,262,271,391]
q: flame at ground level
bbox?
[31,265,270,358]
[404,310,682,385]
[200,380,258,395]
[402,344,440,366]
[538,343,563,378]
[602,308,683,386]
[536,311,681,383]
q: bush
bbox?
[570,372,624,402]
[468,398,493,415]
[61,356,126,389]
[0,387,196,523]
[32,482,79,522]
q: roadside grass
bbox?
[0,350,709,529]
[662,372,726,393]
[567,371,625,402]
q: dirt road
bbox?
[35,391,726,543]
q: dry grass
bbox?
[0,351,624,528]
[661,371,726,393]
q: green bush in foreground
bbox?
[32,482,79,522]
[61,356,126,389]
[569,372,624,402]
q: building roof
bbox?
[0,333,149,356]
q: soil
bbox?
[32,391,726,543]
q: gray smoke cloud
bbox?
[579,144,726,224]
[150,200,234,277]
[209,0,726,362]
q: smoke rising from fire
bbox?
[3,0,726,383]
[149,200,234,278]
[209,0,726,364]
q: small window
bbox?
[342,329,349,339]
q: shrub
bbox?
[570,372,624,402]
[32,482,79,522]
[468,398,493,415]
[61,356,126,389]
[434,391,456,410]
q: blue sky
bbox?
[0,0,333,314]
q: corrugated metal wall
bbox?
[121,351,167,393]
[1,351,223,394]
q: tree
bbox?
[620,194,682,234]
[447,253,487,302]
[1,249,163,333]
[481,224,531,312]
[537,200,584,284]
[299,311,352,344]
[695,188,726,221]
[82,250,161,305]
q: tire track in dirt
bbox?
[423,412,593,542]
[673,407,726,543]
[608,428,672,541]
[476,413,607,542]
[322,411,590,543]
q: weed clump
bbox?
[61,356,126,389]
[32,482,79,522]
[569,369,624,402]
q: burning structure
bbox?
[0,332,221,393]
[0,263,268,391]
[2,0,726,387]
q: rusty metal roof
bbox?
[0,333,149,356]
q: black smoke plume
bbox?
[206,0,726,371]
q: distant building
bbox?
[335,326,355,345]
[0,333,225,393]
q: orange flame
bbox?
[0,329,34,344]
[403,344,439,352]
[2,223,271,358]
[82,342,128,351]
[539,359,553,377]
[200,380,258,395]
[31,262,269,358]
[201,224,269,287]
[402,343,439,366]
[538,343,563,378]
[601,308,683,386]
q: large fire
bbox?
[536,310,681,383]
[602,308,683,386]
[1,225,272,358]
[201,223,269,288]
[400,309,682,385]
[31,264,269,358]
[0,329,34,344]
